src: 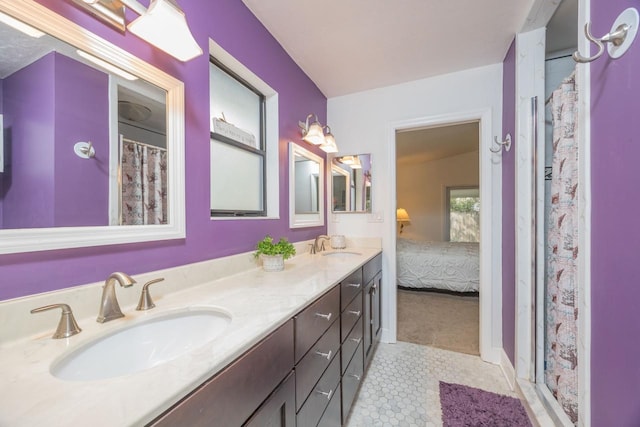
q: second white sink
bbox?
[51,308,231,381]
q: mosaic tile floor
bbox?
[346,341,520,427]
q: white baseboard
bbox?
[500,349,517,391]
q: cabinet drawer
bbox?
[294,286,340,362]
[363,253,382,285]
[317,382,342,427]
[341,316,363,374]
[340,268,363,310]
[341,292,362,342]
[296,354,341,427]
[150,320,294,427]
[341,342,364,424]
[295,319,340,411]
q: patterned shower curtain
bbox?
[120,139,167,225]
[545,71,579,424]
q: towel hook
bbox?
[573,8,639,63]
[490,134,511,153]
[74,141,95,159]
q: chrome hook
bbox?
[490,134,511,153]
[573,8,639,63]
[573,22,629,63]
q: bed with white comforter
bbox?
[396,238,479,293]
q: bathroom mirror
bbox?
[0,1,185,254]
[289,142,324,228]
[331,154,372,213]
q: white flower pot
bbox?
[261,254,284,272]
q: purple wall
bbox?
[1,53,108,229]
[501,39,516,365]
[53,53,109,227]
[590,1,640,425]
[2,53,56,228]
[0,0,327,300]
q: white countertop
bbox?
[0,247,381,426]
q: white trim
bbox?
[288,142,325,228]
[500,349,517,391]
[387,108,502,364]
[0,0,185,254]
[576,0,591,425]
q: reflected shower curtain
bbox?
[120,139,167,225]
[545,71,579,424]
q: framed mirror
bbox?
[0,1,185,254]
[331,154,372,213]
[289,142,324,228]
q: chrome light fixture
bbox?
[70,0,202,62]
[320,126,338,153]
[299,114,325,145]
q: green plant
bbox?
[254,236,296,260]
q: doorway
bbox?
[395,122,481,355]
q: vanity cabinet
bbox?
[148,320,294,427]
[149,252,382,427]
[363,253,382,367]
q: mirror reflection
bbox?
[331,154,372,213]
[0,15,168,229]
[289,142,324,228]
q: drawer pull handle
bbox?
[346,283,361,288]
[315,312,332,321]
[350,337,362,344]
[347,310,361,317]
[315,350,332,360]
[316,388,333,401]
[348,373,361,381]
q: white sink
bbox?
[51,309,231,381]
[321,251,362,257]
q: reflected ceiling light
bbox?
[77,50,138,81]
[320,126,338,153]
[70,0,202,62]
[338,155,355,165]
[350,156,362,169]
[298,114,325,145]
[0,12,45,38]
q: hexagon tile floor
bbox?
[346,341,521,427]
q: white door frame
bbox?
[386,108,502,364]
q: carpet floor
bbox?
[397,289,480,355]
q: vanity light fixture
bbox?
[70,0,202,62]
[0,11,45,38]
[77,50,138,81]
[350,156,362,169]
[320,126,338,153]
[299,114,326,145]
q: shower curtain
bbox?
[545,71,579,424]
[120,139,167,225]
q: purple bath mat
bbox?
[439,381,532,427]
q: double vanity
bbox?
[0,243,382,426]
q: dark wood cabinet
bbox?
[244,371,296,427]
[363,255,382,367]
[149,320,294,427]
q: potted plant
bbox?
[254,235,296,272]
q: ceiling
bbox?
[242,0,534,98]
[396,122,479,165]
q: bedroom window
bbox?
[446,187,480,242]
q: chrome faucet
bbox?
[311,235,330,254]
[97,272,136,323]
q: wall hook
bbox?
[490,133,511,153]
[74,141,95,159]
[573,8,639,63]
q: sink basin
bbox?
[51,309,231,381]
[321,251,362,257]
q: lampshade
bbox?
[396,208,411,222]
[127,0,203,62]
[320,127,338,153]
[350,156,362,169]
[338,155,355,165]
[300,114,325,145]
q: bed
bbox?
[396,238,479,293]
